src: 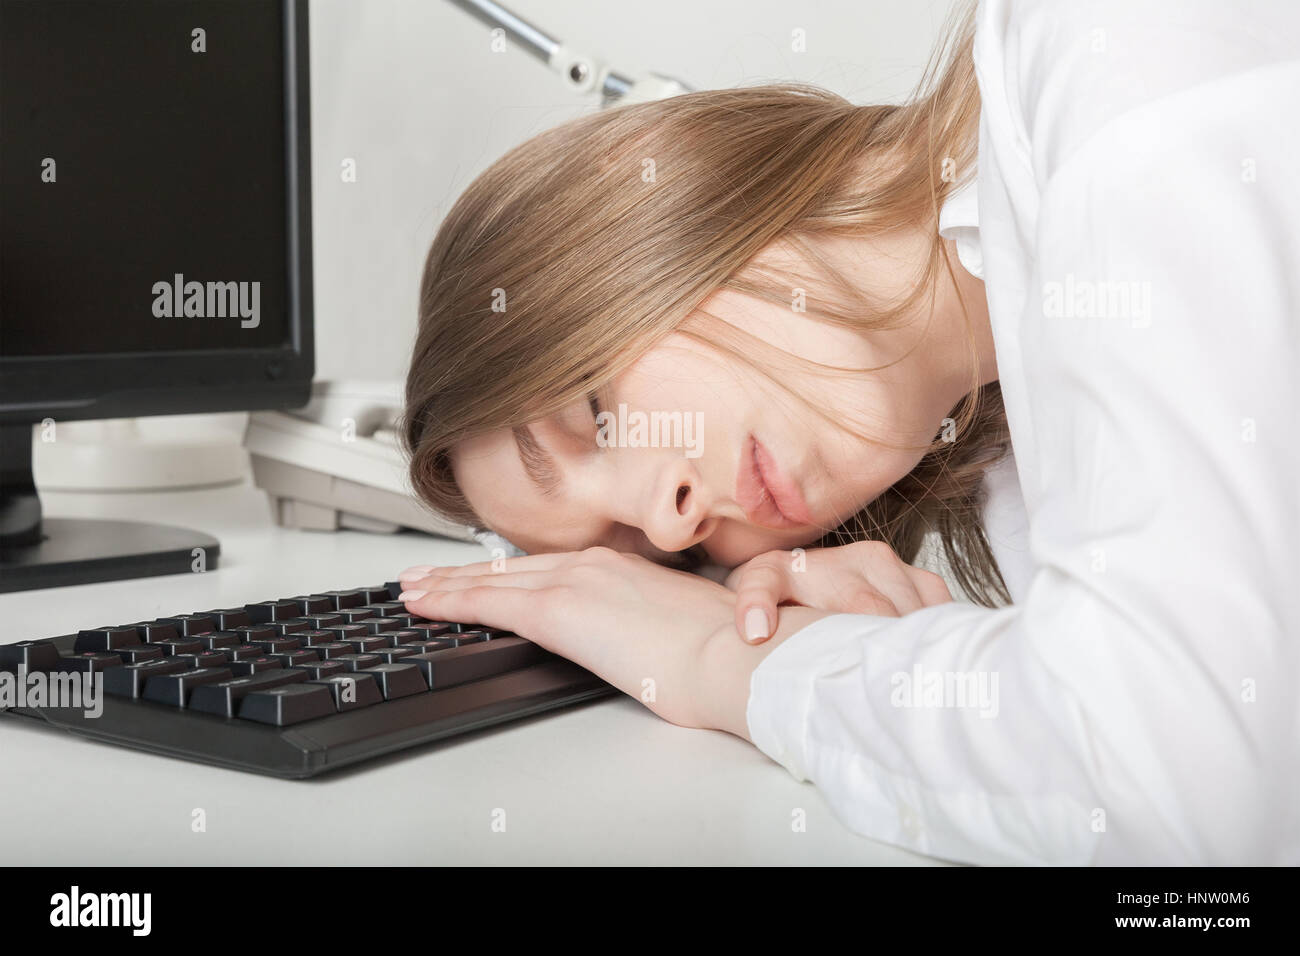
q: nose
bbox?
[639,458,717,554]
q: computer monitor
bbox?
[0,0,313,592]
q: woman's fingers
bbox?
[842,547,924,615]
[398,551,567,583]
[725,541,950,643]
[730,557,791,645]
[400,584,552,645]
[398,569,554,599]
[397,564,435,582]
[905,565,954,606]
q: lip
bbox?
[735,434,814,529]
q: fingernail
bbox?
[398,566,434,580]
[397,589,427,601]
[744,607,770,642]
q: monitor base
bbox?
[0,423,221,592]
[0,516,221,593]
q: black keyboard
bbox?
[0,581,615,777]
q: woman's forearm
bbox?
[695,605,834,740]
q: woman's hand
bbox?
[395,546,832,735]
[724,540,953,644]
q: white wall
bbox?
[308,0,962,380]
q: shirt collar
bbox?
[938,178,983,279]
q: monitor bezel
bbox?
[0,0,314,424]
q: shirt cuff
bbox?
[745,612,885,781]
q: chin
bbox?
[703,523,822,568]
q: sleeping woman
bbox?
[395,0,1300,864]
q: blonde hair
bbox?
[402,0,1012,606]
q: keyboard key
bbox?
[150,636,204,656]
[323,624,369,641]
[339,635,389,654]
[134,642,181,658]
[299,614,344,629]
[143,667,234,706]
[398,639,456,654]
[270,619,311,635]
[290,659,347,680]
[270,649,319,667]
[232,625,277,643]
[245,635,302,653]
[308,673,382,710]
[228,656,285,676]
[332,653,381,671]
[103,659,188,698]
[205,608,253,630]
[335,608,375,623]
[56,652,123,674]
[321,590,365,609]
[1,640,61,673]
[112,644,166,664]
[382,581,404,600]
[174,650,232,669]
[372,646,419,663]
[408,622,453,638]
[239,683,337,726]
[190,668,309,717]
[244,600,302,623]
[297,630,343,647]
[358,587,392,604]
[404,637,548,691]
[74,626,144,653]
[133,621,181,642]
[160,614,215,636]
[388,615,428,627]
[410,631,480,648]
[367,602,408,616]
[289,595,336,615]
[224,645,266,661]
[192,631,241,650]
[361,617,404,634]
[361,663,428,700]
[310,642,354,660]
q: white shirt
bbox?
[746,0,1300,864]
[939,177,1036,604]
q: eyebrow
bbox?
[513,424,561,496]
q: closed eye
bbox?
[513,424,561,496]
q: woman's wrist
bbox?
[694,605,834,740]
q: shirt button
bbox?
[899,803,922,840]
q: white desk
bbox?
[0,469,944,865]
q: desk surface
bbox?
[0,468,942,865]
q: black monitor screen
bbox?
[0,0,290,357]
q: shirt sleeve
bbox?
[745,0,1300,865]
[978,450,1032,603]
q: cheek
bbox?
[616,335,758,412]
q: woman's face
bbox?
[451,232,984,567]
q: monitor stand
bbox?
[0,423,220,593]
